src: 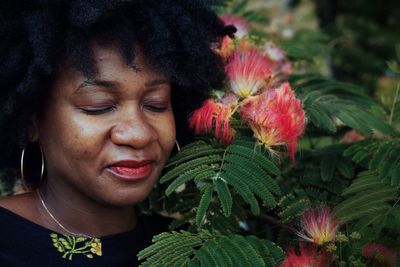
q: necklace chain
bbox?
[37,189,94,239]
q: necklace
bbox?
[36,189,93,239]
[36,189,103,260]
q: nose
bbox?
[110,108,157,149]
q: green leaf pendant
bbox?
[50,233,102,260]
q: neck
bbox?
[36,180,137,238]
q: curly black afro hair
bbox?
[0,0,235,169]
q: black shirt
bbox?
[0,207,170,266]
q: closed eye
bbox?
[143,104,168,112]
[79,106,116,115]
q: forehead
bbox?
[51,44,168,94]
[91,44,166,80]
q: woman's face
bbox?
[34,45,176,206]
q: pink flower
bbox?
[264,41,286,62]
[217,36,235,59]
[240,82,306,162]
[188,99,218,135]
[341,129,365,144]
[297,207,339,245]
[264,41,294,77]
[362,243,397,267]
[280,62,294,75]
[282,244,330,267]
[188,97,237,144]
[226,49,274,97]
[219,15,249,38]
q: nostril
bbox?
[110,119,157,148]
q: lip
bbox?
[106,160,153,181]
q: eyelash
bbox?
[143,104,167,112]
[79,104,167,115]
[80,106,115,115]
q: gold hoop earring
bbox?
[175,140,181,152]
[20,142,45,189]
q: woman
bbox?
[0,1,234,266]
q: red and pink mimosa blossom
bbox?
[189,99,218,135]
[219,14,250,38]
[296,207,338,246]
[189,96,237,144]
[362,243,397,267]
[240,82,306,162]
[282,244,330,267]
[226,49,274,98]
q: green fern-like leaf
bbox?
[160,139,283,227]
[165,166,218,196]
[139,241,198,266]
[219,172,260,215]
[214,177,233,217]
[227,144,281,175]
[166,143,224,168]
[369,143,393,170]
[204,239,233,266]
[392,165,400,185]
[158,249,194,267]
[139,230,285,267]
[320,155,337,182]
[378,145,400,181]
[195,245,218,266]
[195,183,213,227]
[231,235,265,267]
[306,106,336,132]
[246,236,274,265]
[218,235,251,267]
[278,190,311,223]
[160,155,222,183]
[337,187,397,222]
[345,140,400,185]
[279,198,310,223]
[138,233,201,260]
[336,171,399,223]
[225,156,281,195]
[341,171,381,196]
[335,158,354,179]
[223,162,277,207]
[187,258,200,267]
[294,76,396,136]
[171,257,189,267]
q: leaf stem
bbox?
[217,147,229,175]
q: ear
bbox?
[28,114,40,141]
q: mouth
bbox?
[106,160,154,181]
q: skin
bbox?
[0,45,176,237]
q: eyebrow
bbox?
[76,78,170,92]
[76,79,118,92]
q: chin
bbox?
[100,185,154,207]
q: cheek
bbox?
[156,114,176,157]
[40,110,108,165]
